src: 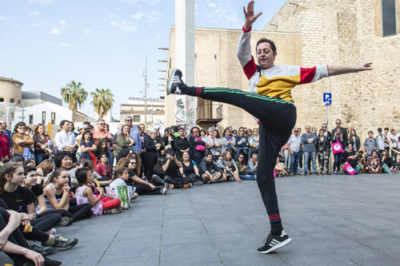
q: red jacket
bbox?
[94,163,111,179]
[0,133,10,159]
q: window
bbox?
[133,115,140,122]
[42,111,46,124]
[382,0,397,36]
[9,98,15,103]
[29,115,33,125]
[0,98,4,102]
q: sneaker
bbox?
[47,227,57,235]
[59,216,73,226]
[193,180,204,186]
[167,69,183,95]
[45,235,78,251]
[161,185,168,195]
[29,241,56,256]
[111,207,122,214]
[257,230,292,254]
[183,183,192,189]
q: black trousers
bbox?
[135,183,162,195]
[182,85,296,234]
[164,175,193,188]
[0,209,32,265]
[32,211,62,232]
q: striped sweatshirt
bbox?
[237,28,329,103]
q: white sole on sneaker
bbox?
[167,68,178,95]
[258,237,292,254]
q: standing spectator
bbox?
[188,127,206,166]
[79,130,97,164]
[364,130,378,159]
[236,127,249,160]
[0,120,12,152]
[332,128,345,174]
[12,122,34,158]
[162,127,175,149]
[93,119,113,167]
[54,120,76,155]
[174,127,190,161]
[349,129,361,152]
[119,116,142,154]
[320,123,332,142]
[301,125,317,175]
[383,127,391,153]
[206,128,222,160]
[331,119,348,147]
[297,128,304,173]
[0,125,10,162]
[316,129,330,175]
[33,124,53,164]
[221,128,236,156]
[287,129,301,175]
[375,128,385,156]
[200,129,207,142]
[115,125,135,161]
[390,129,399,162]
[143,129,162,179]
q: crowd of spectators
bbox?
[0,116,398,265]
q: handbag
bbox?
[343,161,357,175]
[195,136,206,152]
[331,137,344,155]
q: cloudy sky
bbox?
[0,0,286,119]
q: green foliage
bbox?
[91,88,114,118]
[61,81,88,112]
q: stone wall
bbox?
[265,0,400,140]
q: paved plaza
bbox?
[2,174,400,266]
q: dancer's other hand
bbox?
[243,1,262,30]
[357,62,373,71]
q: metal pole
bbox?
[144,57,148,125]
[151,100,154,127]
[326,105,329,131]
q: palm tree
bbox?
[91,88,114,118]
[61,81,88,112]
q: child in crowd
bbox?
[43,168,92,225]
[75,168,121,215]
[274,151,288,177]
[109,167,139,202]
[94,152,112,180]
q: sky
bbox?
[0,0,286,119]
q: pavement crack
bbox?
[96,226,121,265]
[158,195,166,266]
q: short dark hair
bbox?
[256,38,277,53]
[54,151,72,168]
[76,167,91,185]
[60,120,69,128]
[24,166,37,176]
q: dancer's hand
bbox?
[243,1,262,30]
[357,62,373,71]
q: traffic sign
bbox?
[323,92,332,106]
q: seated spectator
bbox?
[77,159,111,187]
[0,163,78,254]
[33,124,53,165]
[356,151,367,173]
[366,150,381,174]
[150,158,167,186]
[75,168,121,216]
[163,148,192,189]
[274,151,288,177]
[344,143,359,174]
[109,167,139,202]
[36,159,55,180]
[24,158,36,168]
[12,122,34,159]
[348,129,361,152]
[0,207,62,266]
[247,153,258,175]
[125,157,167,195]
[381,150,397,174]
[94,152,112,180]
[44,151,78,189]
[200,152,225,183]
[236,153,255,180]
[180,151,202,186]
[79,130,97,165]
[43,168,92,225]
[115,125,136,161]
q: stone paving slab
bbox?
[1,174,400,265]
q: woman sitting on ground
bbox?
[366,150,381,174]
[43,168,92,225]
[236,153,255,180]
[381,150,397,174]
[75,168,121,216]
[344,143,359,174]
[180,151,202,185]
[274,151,288,177]
[219,150,241,182]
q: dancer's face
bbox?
[256,42,276,69]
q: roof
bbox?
[0,77,23,86]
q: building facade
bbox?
[120,97,165,128]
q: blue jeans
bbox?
[290,152,301,174]
[239,174,256,180]
[304,151,317,173]
[333,153,343,172]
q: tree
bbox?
[61,81,88,112]
[91,88,114,118]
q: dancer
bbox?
[167,1,372,254]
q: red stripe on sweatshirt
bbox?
[243,56,258,80]
[300,66,316,84]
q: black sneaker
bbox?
[29,241,56,256]
[167,69,183,95]
[257,230,292,254]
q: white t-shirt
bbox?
[376,134,385,150]
[287,134,301,152]
[384,133,392,148]
[391,134,400,148]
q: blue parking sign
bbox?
[323,93,332,106]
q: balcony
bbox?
[196,99,223,125]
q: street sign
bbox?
[323,92,332,106]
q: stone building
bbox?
[120,97,165,129]
[166,0,400,139]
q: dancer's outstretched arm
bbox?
[328,63,372,76]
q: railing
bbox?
[196,99,223,123]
